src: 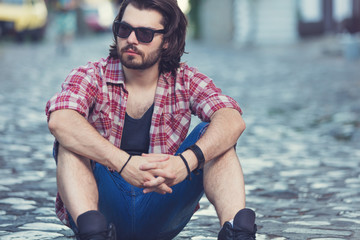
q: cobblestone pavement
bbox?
[0,30,359,240]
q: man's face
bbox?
[117,4,165,70]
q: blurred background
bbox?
[0,0,360,51]
[0,0,359,239]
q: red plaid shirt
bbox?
[46,57,241,226]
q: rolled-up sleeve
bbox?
[45,64,99,122]
[188,68,242,122]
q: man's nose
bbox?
[127,30,139,44]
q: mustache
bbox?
[120,45,143,56]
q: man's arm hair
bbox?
[48,109,129,171]
[184,108,245,170]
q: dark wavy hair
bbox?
[109,0,188,74]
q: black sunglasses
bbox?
[114,21,165,43]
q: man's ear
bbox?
[163,40,169,49]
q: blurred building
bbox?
[197,0,360,45]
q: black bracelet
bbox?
[178,153,191,181]
[186,144,205,174]
[118,155,133,175]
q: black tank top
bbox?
[120,104,154,156]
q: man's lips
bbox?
[125,49,139,55]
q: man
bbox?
[46,0,257,239]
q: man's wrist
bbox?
[117,150,131,172]
[181,150,198,172]
[186,144,205,172]
[178,153,191,180]
[118,155,133,175]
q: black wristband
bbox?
[118,155,133,175]
[186,144,205,173]
[178,153,191,181]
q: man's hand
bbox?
[139,153,190,194]
[120,154,177,194]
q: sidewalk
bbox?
[0,33,359,239]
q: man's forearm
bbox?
[48,109,128,171]
[185,108,245,170]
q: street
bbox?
[0,30,359,239]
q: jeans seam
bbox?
[132,186,136,237]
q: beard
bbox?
[119,44,162,70]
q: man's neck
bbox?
[123,64,160,89]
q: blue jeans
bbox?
[69,122,209,240]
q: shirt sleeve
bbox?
[45,63,100,122]
[187,66,242,122]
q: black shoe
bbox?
[218,208,257,240]
[77,223,117,240]
[105,223,116,240]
